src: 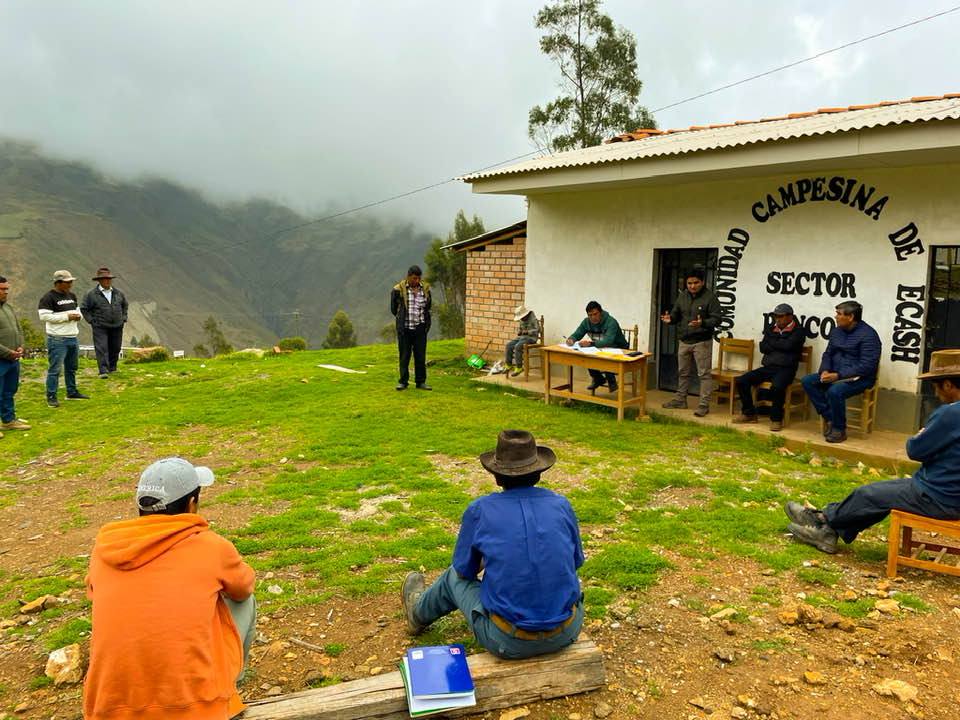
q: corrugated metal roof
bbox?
[443,220,526,251]
[464,94,960,181]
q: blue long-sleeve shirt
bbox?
[908,401,960,506]
[818,320,881,380]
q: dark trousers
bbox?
[800,373,875,431]
[92,325,124,374]
[0,358,19,423]
[587,369,617,387]
[823,477,960,544]
[736,365,797,421]
[397,324,428,386]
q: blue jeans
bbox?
[0,358,19,423]
[46,336,79,395]
[416,566,584,659]
[800,373,874,431]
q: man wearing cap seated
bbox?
[492,305,540,378]
[784,365,960,554]
[84,458,256,720]
[732,303,806,432]
[81,267,129,380]
[402,430,584,659]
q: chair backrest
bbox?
[717,337,755,371]
[799,345,812,374]
[622,324,639,351]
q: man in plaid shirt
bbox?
[390,265,432,390]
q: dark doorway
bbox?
[920,246,960,421]
[655,248,719,392]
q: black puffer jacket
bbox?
[80,286,128,328]
[759,321,806,368]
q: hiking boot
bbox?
[47,393,60,408]
[586,379,605,391]
[787,522,838,554]
[662,397,687,409]
[693,404,710,417]
[825,428,847,443]
[401,571,427,635]
[769,420,783,432]
[784,501,823,527]
[822,420,832,438]
[1,419,31,431]
[732,414,758,424]
[66,391,90,400]
[607,380,618,393]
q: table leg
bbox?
[543,353,551,405]
[616,366,625,421]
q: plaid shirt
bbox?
[406,286,427,329]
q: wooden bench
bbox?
[242,638,605,720]
[887,510,960,578]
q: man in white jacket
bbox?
[37,270,89,407]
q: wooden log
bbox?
[242,639,605,720]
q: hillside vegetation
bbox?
[0,139,432,348]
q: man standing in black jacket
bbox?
[390,265,432,391]
[732,304,806,432]
[80,268,129,379]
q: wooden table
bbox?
[542,345,651,421]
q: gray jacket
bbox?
[81,286,128,328]
[0,301,23,359]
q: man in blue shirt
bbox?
[402,430,584,659]
[801,301,881,443]
[785,364,960,554]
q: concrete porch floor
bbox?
[475,370,918,474]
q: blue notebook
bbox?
[405,644,475,699]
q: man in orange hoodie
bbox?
[84,458,256,720]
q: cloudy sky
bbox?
[0,1,957,235]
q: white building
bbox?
[464,95,960,432]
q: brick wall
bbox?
[464,238,526,359]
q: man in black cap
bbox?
[784,364,960,554]
[401,430,584,659]
[732,303,806,431]
[81,268,129,379]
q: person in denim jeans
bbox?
[37,270,89,407]
[0,276,32,436]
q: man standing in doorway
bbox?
[38,270,89,408]
[0,276,31,438]
[81,268,129,379]
[660,269,722,416]
[391,265,432,391]
[801,301,881,444]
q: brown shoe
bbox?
[1,419,31,431]
[732,414,758,424]
[769,421,783,432]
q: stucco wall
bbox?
[524,163,959,428]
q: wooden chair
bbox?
[846,383,879,435]
[522,316,546,382]
[711,338,755,414]
[757,345,813,427]
[622,324,639,351]
[588,325,640,396]
[887,510,960,578]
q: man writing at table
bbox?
[565,301,629,393]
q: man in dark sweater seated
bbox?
[785,364,960,553]
[801,300,881,443]
[401,430,584,659]
[732,303,806,432]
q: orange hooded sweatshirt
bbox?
[83,513,255,720]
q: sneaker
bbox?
[822,420,832,438]
[693,405,709,417]
[490,366,507,375]
[769,421,783,432]
[98,373,109,379]
[586,379,605,391]
[732,414,758,424]
[784,501,823,527]
[662,397,687,409]
[415,383,432,391]
[787,522,838,554]
[66,392,90,400]
[510,368,524,378]
[1,419,31,431]
[608,381,618,393]
[825,429,847,443]
[47,393,60,408]
[395,383,408,391]
[401,571,427,635]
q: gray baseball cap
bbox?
[136,458,215,512]
[772,303,794,315]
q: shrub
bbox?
[278,336,307,351]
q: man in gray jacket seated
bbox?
[495,305,540,378]
[80,267,129,379]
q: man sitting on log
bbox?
[402,430,584,658]
[785,365,960,554]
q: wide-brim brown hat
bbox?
[479,430,556,476]
[513,304,532,322]
[93,267,116,280]
[917,364,960,380]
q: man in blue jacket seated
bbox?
[565,300,629,393]
[801,301,881,443]
[785,364,960,554]
[402,430,584,659]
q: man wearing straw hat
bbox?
[493,305,539,378]
[784,364,960,554]
[401,430,584,659]
[81,268,129,379]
